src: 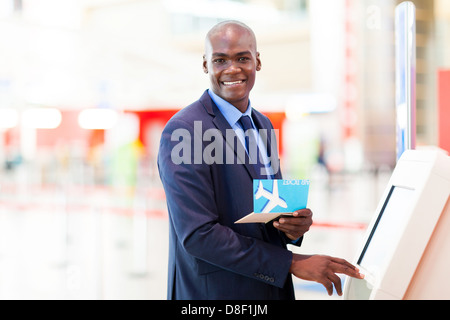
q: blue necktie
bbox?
[239,115,268,177]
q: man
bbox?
[158,20,363,300]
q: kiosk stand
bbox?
[344,2,450,299]
[344,149,450,299]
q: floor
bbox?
[0,164,392,300]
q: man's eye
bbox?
[238,57,250,62]
[213,59,225,64]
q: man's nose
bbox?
[224,62,242,74]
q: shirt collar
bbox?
[208,89,252,128]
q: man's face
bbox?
[203,26,261,113]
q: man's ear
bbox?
[203,55,208,74]
[256,52,262,71]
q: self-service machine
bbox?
[344,1,450,300]
[343,149,450,299]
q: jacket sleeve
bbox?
[158,117,293,289]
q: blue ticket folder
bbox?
[235,179,310,224]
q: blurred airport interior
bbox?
[0,0,449,299]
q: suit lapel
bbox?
[199,91,282,180]
[199,91,259,180]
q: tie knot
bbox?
[239,115,253,132]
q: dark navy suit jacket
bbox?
[158,90,299,300]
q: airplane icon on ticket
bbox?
[236,179,309,224]
[255,180,288,213]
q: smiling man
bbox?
[158,20,363,300]
[203,20,261,113]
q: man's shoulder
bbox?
[252,108,269,120]
[174,99,206,120]
[251,108,274,130]
[166,91,212,127]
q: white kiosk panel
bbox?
[358,186,415,271]
[344,149,450,300]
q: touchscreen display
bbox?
[358,186,416,270]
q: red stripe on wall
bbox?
[438,69,450,153]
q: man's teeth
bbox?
[223,81,243,85]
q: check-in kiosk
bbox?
[344,1,450,300]
[344,149,450,299]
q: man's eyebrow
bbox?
[212,52,228,58]
[211,51,252,58]
[235,51,252,56]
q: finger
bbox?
[330,260,364,279]
[272,222,294,235]
[273,224,305,241]
[331,257,359,270]
[278,218,306,227]
[320,279,334,296]
[293,209,312,218]
[273,221,308,234]
[279,216,311,226]
[278,219,311,236]
[328,273,343,296]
